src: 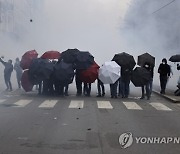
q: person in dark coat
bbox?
[75,69,83,96]
[0,57,13,91]
[158,58,171,94]
[83,82,91,96]
[121,67,131,98]
[14,58,23,89]
[140,62,153,100]
[96,78,105,97]
[110,80,118,98]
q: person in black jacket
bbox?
[158,58,171,94]
[0,57,13,91]
[121,67,131,98]
[140,62,154,100]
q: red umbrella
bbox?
[21,70,34,92]
[20,50,38,70]
[41,51,61,59]
[80,62,100,83]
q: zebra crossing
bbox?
[0,98,176,111]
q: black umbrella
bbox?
[169,54,180,62]
[29,58,54,84]
[112,52,136,70]
[54,61,74,84]
[131,67,151,87]
[59,48,80,64]
[137,52,155,67]
[75,51,94,69]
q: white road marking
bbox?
[0,99,6,103]
[149,102,172,111]
[14,100,32,107]
[39,100,58,108]
[123,102,142,110]
[69,100,84,109]
[97,101,113,109]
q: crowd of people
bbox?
[0,56,178,99]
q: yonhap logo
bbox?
[119,132,133,149]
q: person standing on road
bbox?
[83,82,91,96]
[158,58,171,94]
[14,57,23,89]
[140,62,154,100]
[121,67,131,98]
[0,56,13,91]
[110,79,118,98]
[96,78,105,97]
[75,69,83,96]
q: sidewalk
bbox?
[153,86,180,103]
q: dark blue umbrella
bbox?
[59,48,80,64]
[75,51,94,70]
[169,54,180,62]
[112,52,136,70]
[29,58,54,84]
[54,61,75,85]
[131,67,151,87]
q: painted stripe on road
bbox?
[69,100,84,109]
[0,99,6,103]
[149,102,172,111]
[39,100,58,108]
[97,101,113,109]
[14,100,32,107]
[123,102,142,110]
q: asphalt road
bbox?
[0,89,180,154]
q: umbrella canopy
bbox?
[169,54,180,62]
[80,62,100,83]
[54,61,74,85]
[75,51,94,69]
[98,61,120,84]
[29,58,54,84]
[137,52,155,67]
[112,52,136,70]
[21,70,34,92]
[59,48,80,64]
[20,50,38,70]
[41,50,61,59]
[131,67,151,87]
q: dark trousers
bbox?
[76,78,82,95]
[4,73,12,90]
[16,72,22,88]
[121,79,130,98]
[118,78,121,96]
[141,82,150,99]
[110,80,118,97]
[160,76,168,93]
[97,79,105,96]
[83,83,91,96]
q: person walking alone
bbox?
[0,56,13,91]
[158,58,171,94]
[14,58,23,89]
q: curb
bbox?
[153,90,180,103]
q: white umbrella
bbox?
[98,61,121,84]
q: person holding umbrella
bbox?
[158,58,171,94]
[96,78,105,97]
[110,80,118,98]
[121,67,132,98]
[83,82,91,96]
[140,62,154,100]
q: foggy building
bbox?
[0,0,44,38]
